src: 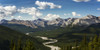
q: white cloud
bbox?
[0,16,3,20]
[11,16,14,18]
[72,12,81,16]
[18,7,42,20]
[97,0,100,2]
[18,7,37,15]
[77,14,81,16]
[18,16,22,19]
[0,5,16,18]
[64,13,70,16]
[73,0,90,2]
[97,8,100,10]
[43,14,60,20]
[72,12,76,16]
[32,16,38,20]
[0,5,43,20]
[35,1,62,9]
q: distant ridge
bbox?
[0,15,100,28]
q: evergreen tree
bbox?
[80,34,88,50]
[10,40,16,50]
[93,35,98,43]
[24,39,35,50]
[74,40,78,50]
[17,39,22,50]
[88,41,93,50]
[13,43,16,50]
[93,35,99,50]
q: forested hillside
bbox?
[30,23,100,50]
[0,25,50,50]
[1,23,61,33]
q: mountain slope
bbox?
[1,23,35,33]
[0,19,37,28]
[0,25,50,50]
[1,23,61,33]
[81,23,100,34]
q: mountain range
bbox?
[0,15,100,28]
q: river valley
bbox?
[37,36,61,50]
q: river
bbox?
[37,36,61,50]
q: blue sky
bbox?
[0,0,100,20]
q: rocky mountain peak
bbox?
[11,19,17,21]
[1,19,7,21]
[36,18,45,21]
[33,18,46,27]
[0,19,8,23]
[55,18,63,21]
[98,16,100,19]
[0,15,100,28]
[82,15,97,19]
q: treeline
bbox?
[10,39,35,50]
[61,34,100,50]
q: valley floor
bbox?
[37,36,61,50]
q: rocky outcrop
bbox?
[47,18,66,27]
[72,15,100,26]
[1,19,37,28]
[33,19,47,27]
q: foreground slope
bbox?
[0,25,50,50]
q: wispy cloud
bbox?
[17,16,22,19]
[43,14,60,20]
[97,8,100,10]
[35,1,62,9]
[64,13,70,16]
[73,0,90,2]
[18,7,42,20]
[11,16,14,18]
[97,0,100,2]
[64,12,81,17]
[72,12,81,16]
